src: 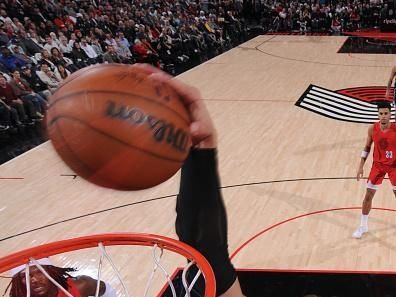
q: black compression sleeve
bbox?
[176,149,237,296]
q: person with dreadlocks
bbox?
[8,258,116,297]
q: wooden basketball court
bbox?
[2,35,396,295]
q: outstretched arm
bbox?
[177,148,245,297]
[132,64,244,297]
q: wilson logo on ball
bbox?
[105,100,189,152]
[47,65,192,190]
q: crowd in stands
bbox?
[246,0,389,34]
[0,0,394,162]
[0,0,248,162]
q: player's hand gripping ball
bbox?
[47,64,191,190]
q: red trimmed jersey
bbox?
[372,122,396,166]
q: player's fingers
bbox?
[190,121,211,139]
[147,72,197,107]
[131,63,164,76]
[146,72,194,106]
[150,73,200,106]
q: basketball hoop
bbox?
[0,233,216,297]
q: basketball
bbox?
[46,64,191,190]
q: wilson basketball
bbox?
[47,64,191,190]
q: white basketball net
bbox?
[23,242,202,297]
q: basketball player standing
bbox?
[353,101,396,239]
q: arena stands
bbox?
[0,0,247,163]
[0,0,393,163]
[247,0,385,34]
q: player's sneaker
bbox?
[352,226,368,239]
